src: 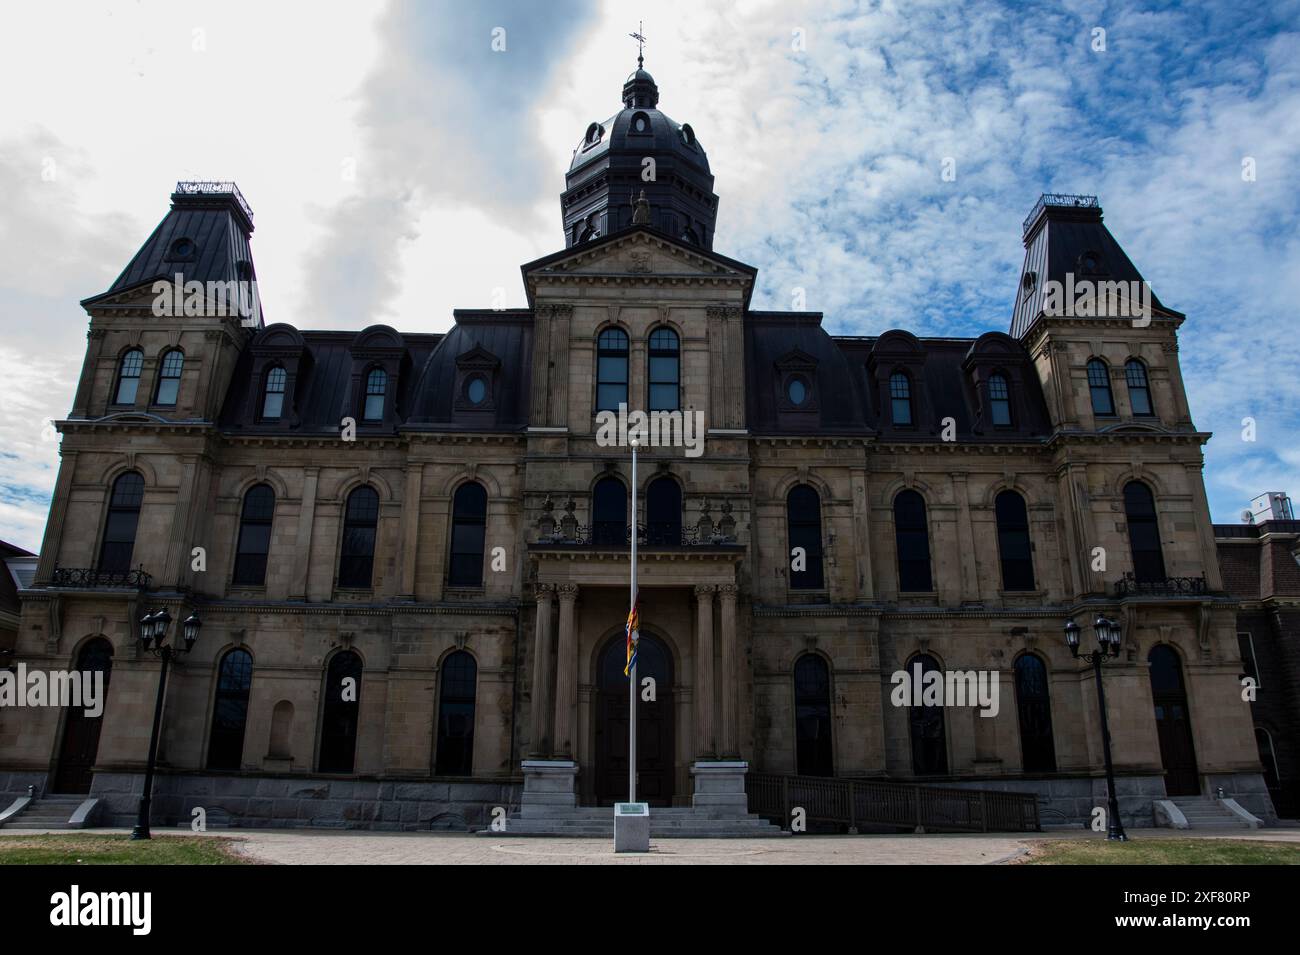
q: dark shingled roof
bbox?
[83,183,263,325]
[1010,195,1180,339]
[404,312,533,429]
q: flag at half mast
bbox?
[624,593,640,677]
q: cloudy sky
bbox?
[2,0,1298,553]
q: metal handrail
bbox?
[51,565,152,589]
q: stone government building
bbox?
[0,64,1279,830]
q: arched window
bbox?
[786,484,824,590]
[894,490,932,592]
[363,367,386,421]
[448,482,487,587]
[114,349,143,405]
[98,471,144,574]
[793,654,833,776]
[1124,481,1166,583]
[154,349,184,406]
[207,649,253,771]
[988,373,1011,426]
[1014,654,1056,772]
[338,486,379,588]
[318,650,362,773]
[995,490,1035,591]
[233,483,275,586]
[889,372,913,426]
[1087,358,1114,416]
[596,328,629,412]
[1125,359,1153,416]
[908,654,948,775]
[592,476,628,546]
[648,327,680,412]
[261,366,286,420]
[646,476,682,546]
[435,651,477,775]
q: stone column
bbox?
[553,583,580,757]
[529,584,556,757]
[292,468,319,600]
[717,583,740,758]
[694,584,716,759]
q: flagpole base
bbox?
[614,802,650,853]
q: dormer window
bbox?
[363,367,386,421]
[679,123,696,146]
[166,237,197,261]
[584,122,605,146]
[465,374,488,405]
[261,366,286,420]
[786,375,809,406]
[889,371,913,426]
[1078,250,1104,275]
[630,111,651,134]
[988,373,1011,426]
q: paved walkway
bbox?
[6,826,1297,865]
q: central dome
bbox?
[561,64,719,249]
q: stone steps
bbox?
[1169,797,1252,829]
[488,808,786,838]
[1,795,88,830]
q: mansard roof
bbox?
[747,315,1052,441]
[1010,194,1182,340]
[404,311,533,429]
[82,182,263,325]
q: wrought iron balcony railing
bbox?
[1022,193,1098,235]
[51,565,152,589]
[1114,572,1207,597]
[533,522,737,548]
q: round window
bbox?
[467,376,487,405]
[787,376,807,406]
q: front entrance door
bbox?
[53,638,114,794]
[594,632,674,807]
[1149,644,1199,796]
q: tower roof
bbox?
[562,62,718,249]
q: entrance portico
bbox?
[527,547,742,806]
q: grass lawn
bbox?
[0,833,249,865]
[1025,838,1300,865]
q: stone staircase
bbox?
[0,795,91,830]
[483,806,787,838]
[1169,796,1255,829]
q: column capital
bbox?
[556,582,580,601]
[694,583,717,599]
[534,583,556,601]
[716,583,739,600]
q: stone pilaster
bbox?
[717,583,739,757]
[695,583,716,759]
[529,584,556,757]
[553,583,579,757]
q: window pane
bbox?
[787,485,824,589]
[648,383,677,411]
[115,375,138,405]
[364,393,384,420]
[155,377,179,406]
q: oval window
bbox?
[467,376,487,405]
[787,376,807,406]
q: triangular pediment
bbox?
[522,225,756,283]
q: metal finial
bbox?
[629,21,646,68]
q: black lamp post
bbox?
[1065,614,1128,841]
[131,608,202,840]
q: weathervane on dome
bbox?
[629,21,647,68]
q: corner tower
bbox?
[561,62,719,248]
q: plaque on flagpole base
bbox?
[613,802,650,852]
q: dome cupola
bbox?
[561,60,719,249]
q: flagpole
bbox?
[629,437,640,805]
